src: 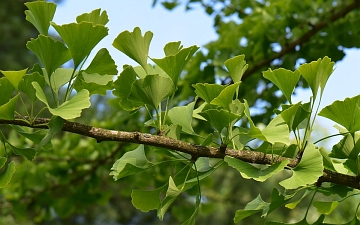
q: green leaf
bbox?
[151,45,199,86]
[199,108,240,133]
[313,201,339,215]
[50,68,74,93]
[18,72,46,102]
[192,83,225,104]
[11,125,52,150]
[285,189,312,209]
[158,176,182,220]
[210,82,241,110]
[74,72,114,96]
[279,143,323,189]
[85,48,118,75]
[0,69,27,90]
[234,195,269,223]
[262,115,290,145]
[81,72,114,85]
[0,77,15,105]
[168,101,196,134]
[318,95,360,132]
[37,116,63,150]
[113,65,141,111]
[297,56,334,98]
[51,22,108,68]
[0,161,16,188]
[0,94,19,120]
[280,102,311,131]
[110,145,153,180]
[330,133,360,159]
[128,74,175,109]
[8,143,36,161]
[164,41,183,56]
[26,35,71,77]
[131,187,163,212]
[225,156,289,182]
[25,1,56,35]
[33,82,91,119]
[112,27,153,72]
[224,55,248,83]
[76,8,109,26]
[263,68,300,104]
[0,157,6,169]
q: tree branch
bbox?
[1,117,359,189]
[243,0,360,80]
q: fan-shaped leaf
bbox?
[76,8,109,26]
[192,83,225,103]
[131,188,163,212]
[0,69,27,90]
[0,94,19,120]
[0,161,16,188]
[168,101,196,134]
[85,48,117,75]
[0,78,14,105]
[224,55,248,83]
[25,1,56,35]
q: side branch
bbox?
[1,118,359,189]
[243,0,360,80]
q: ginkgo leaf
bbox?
[51,22,108,68]
[224,55,248,83]
[26,35,71,77]
[199,108,240,133]
[168,101,196,134]
[25,1,56,35]
[313,201,339,215]
[234,195,269,223]
[0,69,27,90]
[50,68,74,93]
[192,83,225,103]
[131,187,163,212]
[319,95,360,132]
[210,82,241,110]
[85,48,118,75]
[0,94,19,120]
[110,145,153,180]
[158,176,182,220]
[32,82,91,120]
[0,161,16,188]
[151,45,199,86]
[0,78,14,105]
[128,74,175,109]
[280,102,311,131]
[279,143,323,189]
[76,8,109,26]
[164,41,183,56]
[225,156,289,182]
[263,68,300,104]
[8,143,36,161]
[297,56,334,99]
[18,72,46,103]
[262,115,290,145]
[113,27,153,72]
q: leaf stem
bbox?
[313,132,350,145]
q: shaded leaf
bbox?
[85,48,117,75]
[234,195,269,223]
[0,77,15,105]
[210,82,241,110]
[113,27,153,72]
[158,176,181,220]
[0,94,19,120]
[11,125,52,150]
[131,187,163,212]
[8,143,36,161]
[0,161,16,188]
[192,83,225,103]
[280,102,311,131]
[25,1,56,35]
[313,201,339,215]
[18,72,46,102]
[199,108,240,133]
[168,101,196,134]
[37,116,63,150]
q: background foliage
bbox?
[0,0,360,225]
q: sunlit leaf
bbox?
[319,95,360,132]
[0,94,19,120]
[110,145,153,180]
[26,35,71,77]
[298,56,334,98]
[210,82,241,110]
[151,45,199,86]
[279,143,323,189]
[225,156,289,182]
[280,102,311,131]
[76,8,109,26]
[263,68,300,104]
[51,22,108,68]
[164,41,183,56]
[25,1,56,35]
[224,55,248,83]
[74,72,114,95]
[313,201,339,215]
[50,68,73,93]
[0,69,27,90]
[85,48,117,75]
[0,161,16,188]
[113,27,153,72]
[168,101,196,134]
[33,82,91,119]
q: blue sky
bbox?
[53,0,360,147]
